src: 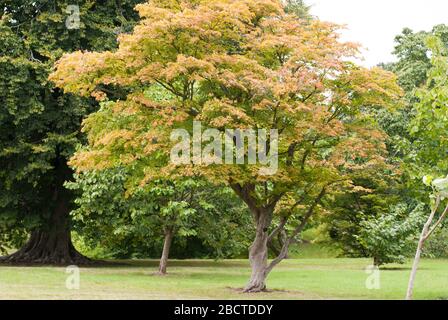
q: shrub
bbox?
[356,203,426,266]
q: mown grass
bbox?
[0,258,447,300]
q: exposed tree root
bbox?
[0,230,93,266]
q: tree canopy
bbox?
[51,0,402,291]
[0,0,142,263]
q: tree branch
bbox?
[267,216,288,244]
[424,201,448,241]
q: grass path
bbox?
[0,258,447,300]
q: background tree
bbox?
[422,226,448,258]
[372,24,448,299]
[404,36,448,300]
[321,24,448,269]
[66,169,252,274]
[51,0,402,292]
[357,203,424,266]
[283,0,312,20]
[0,0,142,264]
[379,24,448,178]
[322,169,403,259]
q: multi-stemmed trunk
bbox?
[230,177,329,293]
[242,188,327,293]
[244,208,273,293]
[158,228,174,275]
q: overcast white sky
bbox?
[310,0,448,66]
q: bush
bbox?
[356,203,426,266]
[423,226,448,258]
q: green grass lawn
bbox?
[0,258,447,300]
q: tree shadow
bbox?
[379,267,410,271]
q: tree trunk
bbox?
[406,202,438,300]
[279,230,289,259]
[406,237,425,300]
[244,209,272,293]
[158,228,174,275]
[0,187,91,266]
[373,256,381,267]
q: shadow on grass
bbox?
[379,267,411,271]
[226,287,308,298]
[379,266,430,271]
[115,259,250,269]
[0,259,250,270]
[0,258,127,268]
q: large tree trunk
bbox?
[158,228,174,275]
[0,192,91,265]
[244,208,272,293]
[0,157,91,266]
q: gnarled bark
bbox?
[244,208,272,293]
[243,186,328,293]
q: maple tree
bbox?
[51,0,402,291]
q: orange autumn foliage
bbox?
[50,0,402,248]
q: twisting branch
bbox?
[301,138,318,170]
[265,179,348,274]
[267,216,288,244]
[265,186,327,274]
[267,183,316,245]
[229,182,259,220]
[289,187,327,241]
[286,142,298,166]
